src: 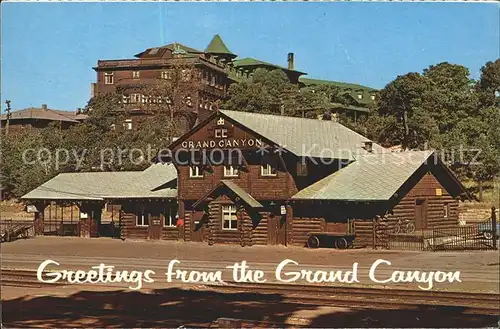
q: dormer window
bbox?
[357,93,363,99]
[261,163,277,177]
[297,162,308,176]
[223,165,239,177]
[189,165,204,178]
[371,95,376,101]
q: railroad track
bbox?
[2,268,499,315]
[209,282,500,315]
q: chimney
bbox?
[41,104,47,111]
[91,83,97,98]
[287,53,294,70]
[364,141,373,153]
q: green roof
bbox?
[219,110,385,160]
[135,43,201,58]
[205,34,235,57]
[300,77,378,106]
[21,163,177,201]
[299,77,377,92]
[233,57,306,75]
[292,151,434,201]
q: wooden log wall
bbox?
[119,202,182,241]
[119,208,149,240]
[207,202,218,245]
[251,212,269,245]
[239,209,252,246]
[291,217,325,247]
[162,227,180,240]
[386,172,459,231]
[184,211,192,242]
[353,220,374,248]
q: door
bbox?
[415,199,428,230]
[90,208,101,238]
[268,215,286,246]
[191,211,206,242]
[149,213,162,240]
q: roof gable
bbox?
[291,151,467,201]
[192,180,263,209]
[167,111,267,153]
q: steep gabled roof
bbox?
[205,34,236,57]
[192,180,263,209]
[291,151,467,201]
[21,163,177,201]
[219,110,385,160]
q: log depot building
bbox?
[22,110,468,248]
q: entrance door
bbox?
[90,208,101,238]
[415,199,428,230]
[268,215,286,246]
[149,214,162,240]
[191,211,206,242]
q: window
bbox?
[357,93,363,99]
[136,210,149,227]
[370,95,376,101]
[223,165,239,177]
[164,204,178,227]
[443,204,450,218]
[181,69,190,81]
[161,71,171,80]
[132,71,140,79]
[189,165,204,178]
[261,163,277,176]
[222,205,237,230]
[104,72,114,84]
[297,162,308,176]
[124,119,132,130]
[130,93,141,104]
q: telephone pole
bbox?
[5,100,11,136]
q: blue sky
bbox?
[1,2,498,112]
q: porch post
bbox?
[492,207,497,250]
[33,202,46,235]
[286,202,293,246]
